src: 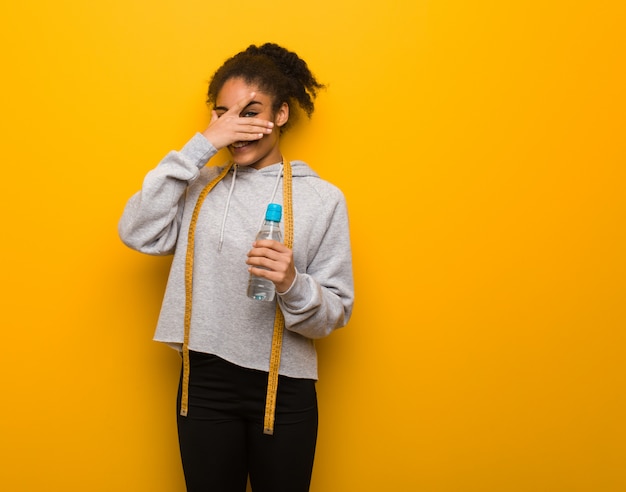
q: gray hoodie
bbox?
[119,133,354,379]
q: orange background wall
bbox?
[1,1,625,490]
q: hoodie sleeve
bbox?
[118,133,218,255]
[278,194,354,339]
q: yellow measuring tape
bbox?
[263,159,293,435]
[180,159,293,437]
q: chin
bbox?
[230,143,258,165]
[229,139,280,169]
[232,154,260,167]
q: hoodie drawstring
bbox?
[218,164,238,252]
[257,163,284,231]
[180,160,293,437]
[180,161,234,418]
[219,163,284,251]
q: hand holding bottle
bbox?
[247,204,295,301]
[247,239,296,295]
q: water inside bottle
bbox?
[247,276,276,302]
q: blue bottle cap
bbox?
[265,203,282,222]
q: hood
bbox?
[217,159,316,251]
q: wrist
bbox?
[277,270,298,296]
[201,129,220,149]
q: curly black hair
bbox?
[207,43,325,131]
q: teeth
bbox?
[233,141,250,148]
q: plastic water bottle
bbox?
[247,203,283,301]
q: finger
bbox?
[233,122,274,137]
[247,256,277,272]
[247,247,283,264]
[252,240,289,252]
[247,266,278,283]
[210,110,219,124]
[247,246,275,260]
[227,92,257,115]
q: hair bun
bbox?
[207,43,325,129]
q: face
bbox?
[214,77,289,169]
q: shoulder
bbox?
[193,161,232,187]
[291,161,346,204]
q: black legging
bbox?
[177,351,318,492]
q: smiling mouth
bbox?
[232,141,253,149]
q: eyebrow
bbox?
[214,101,262,113]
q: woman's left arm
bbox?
[277,197,354,339]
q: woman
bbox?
[119,43,354,492]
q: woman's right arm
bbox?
[118,134,218,255]
[119,92,275,255]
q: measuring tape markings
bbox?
[181,161,234,417]
[263,158,293,435]
[181,160,293,436]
